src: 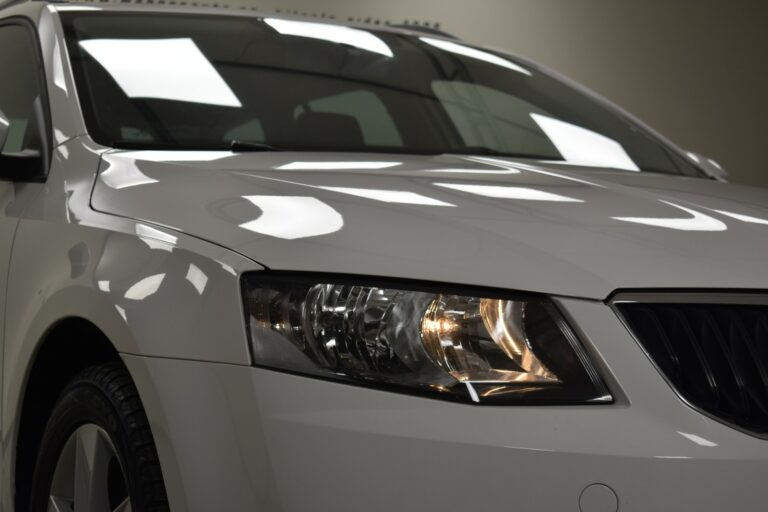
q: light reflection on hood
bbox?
[714,210,768,226]
[239,195,344,240]
[101,161,159,190]
[613,201,727,232]
[434,182,584,203]
[320,186,455,206]
[276,161,402,170]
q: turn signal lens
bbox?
[242,274,610,404]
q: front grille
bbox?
[616,298,768,435]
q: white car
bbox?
[1,2,767,511]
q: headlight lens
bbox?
[242,274,611,404]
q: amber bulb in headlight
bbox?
[242,274,611,404]
[421,296,559,384]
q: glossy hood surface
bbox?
[91,151,768,299]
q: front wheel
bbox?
[30,363,170,512]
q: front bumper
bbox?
[124,297,768,511]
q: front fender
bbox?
[3,215,259,511]
[0,137,263,510]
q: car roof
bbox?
[1,0,460,40]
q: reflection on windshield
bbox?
[265,18,393,57]
[420,37,531,76]
[531,114,640,171]
[79,38,242,107]
[63,13,703,177]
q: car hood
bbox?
[92,151,768,300]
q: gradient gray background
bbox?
[219,0,768,188]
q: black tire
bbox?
[29,363,170,512]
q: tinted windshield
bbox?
[62,12,700,175]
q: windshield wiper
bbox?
[108,140,554,159]
[110,140,280,153]
[109,139,282,152]
[230,140,281,152]
[444,147,564,161]
[109,140,208,150]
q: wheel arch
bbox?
[3,212,257,510]
[12,315,124,511]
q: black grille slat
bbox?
[628,307,682,379]
[755,313,768,370]
[699,311,750,416]
[732,312,768,418]
[661,307,720,405]
[724,311,768,415]
[618,301,768,435]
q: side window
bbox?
[0,23,45,155]
[302,90,403,147]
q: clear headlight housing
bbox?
[242,274,611,404]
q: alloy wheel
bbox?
[47,424,131,512]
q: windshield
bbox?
[61,12,701,176]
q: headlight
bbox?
[242,274,611,404]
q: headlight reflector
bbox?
[243,274,610,404]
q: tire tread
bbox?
[30,363,170,512]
